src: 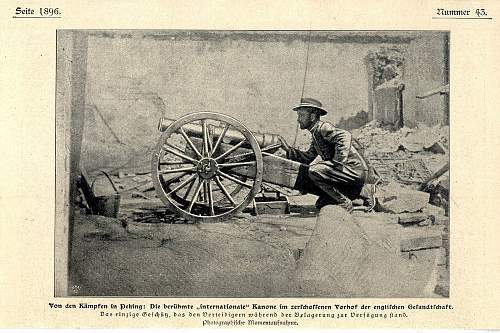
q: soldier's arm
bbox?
[320,123,351,164]
[287,143,318,164]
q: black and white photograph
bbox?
[56,30,450,298]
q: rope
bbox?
[300,30,313,100]
[292,30,313,147]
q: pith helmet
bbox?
[293,97,328,116]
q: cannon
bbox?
[152,112,340,222]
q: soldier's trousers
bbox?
[307,161,365,203]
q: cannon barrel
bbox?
[158,116,280,148]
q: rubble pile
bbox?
[353,120,449,155]
[351,121,450,296]
[352,120,450,217]
[353,121,448,186]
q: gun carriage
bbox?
[152,112,337,223]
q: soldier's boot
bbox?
[315,196,334,210]
[337,195,354,213]
[359,183,377,212]
[315,194,353,213]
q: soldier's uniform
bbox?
[287,120,368,206]
[286,98,371,210]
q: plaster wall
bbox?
[79,31,447,172]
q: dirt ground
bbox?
[69,195,316,297]
[69,194,448,297]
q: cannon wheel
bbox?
[151,112,263,223]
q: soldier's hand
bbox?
[278,136,291,153]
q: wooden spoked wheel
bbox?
[151,112,263,223]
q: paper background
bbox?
[1,0,499,328]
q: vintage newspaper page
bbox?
[1,0,499,329]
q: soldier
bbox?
[278,97,375,212]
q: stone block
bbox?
[398,213,428,225]
[407,248,440,264]
[354,212,401,255]
[295,205,431,297]
[376,184,430,213]
[422,203,446,217]
[434,215,449,225]
[400,225,443,251]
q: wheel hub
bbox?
[197,158,218,179]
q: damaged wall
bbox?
[404,32,449,127]
[79,31,448,172]
[365,33,449,128]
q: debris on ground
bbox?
[129,208,186,224]
[424,141,448,154]
[353,121,449,154]
[397,213,428,225]
[75,213,129,241]
[352,121,449,214]
[79,170,157,204]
